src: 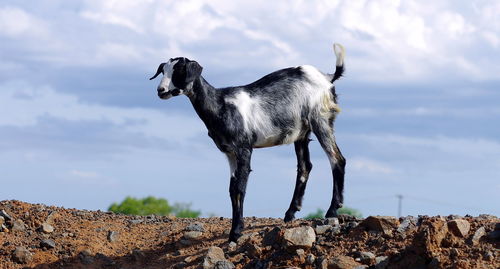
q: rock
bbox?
[397,216,417,234]
[0,216,4,226]
[40,223,54,233]
[315,225,332,235]
[214,260,235,269]
[0,209,13,221]
[12,246,32,264]
[236,232,259,245]
[45,211,58,225]
[360,216,399,236]
[174,262,187,269]
[328,255,362,269]
[495,222,500,230]
[128,219,143,225]
[484,251,494,261]
[325,217,339,226]
[107,231,119,242]
[11,219,26,232]
[358,251,375,265]
[132,249,145,261]
[184,256,196,263]
[96,253,115,266]
[374,256,388,269]
[415,218,448,256]
[447,219,470,237]
[186,222,205,232]
[306,253,316,265]
[470,227,486,245]
[203,246,226,269]
[282,226,316,250]
[184,231,203,240]
[247,243,262,258]
[40,239,56,249]
[228,241,237,252]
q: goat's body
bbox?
[151,44,346,242]
[197,65,339,152]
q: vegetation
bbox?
[304,207,362,219]
[108,196,201,218]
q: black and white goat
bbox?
[150,44,346,242]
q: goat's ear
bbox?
[185,60,203,83]
[149,63,166,80]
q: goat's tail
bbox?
[331,43,345,83]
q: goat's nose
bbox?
[157,87,166,93]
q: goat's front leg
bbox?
[227,148,252,242]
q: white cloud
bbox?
[0,6,48,38]
[0,81,204,143]
[349,158,395,175]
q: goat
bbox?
[150,44,346,242]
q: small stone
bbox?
[184,256,196,263]
[128,219,143,225]
[214,260,235,269]
[107,231,119,242]
[174,262,187,269]
[0,209,13,221]
[247,243,262,258]
[328,255,362,269]
[397,216,416,234]
[230,253,245,263]
[282,226,316,250]
[40,223,54,233]
[11,219,26,232]
[236,232,259,245]
[132,249,145,261]
[447,219,470,237]
[45,211,58,225]
[186,222,205,232]
[40,239,56,249]
[484,251,494,261]
[184,231,203,240]
[315,225,332,235]
[358,251,375,264]
[228,241,237,252]
[374,256,389,269]
[12,246,32,264]
[0,216,4,226]
[306,253,316,265]
[470,227,486,245]
[360,216,399,236]
[203,246,226,269]
[96,253,115,266]
[324,217,339,226]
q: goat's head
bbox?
[150,57,203,100]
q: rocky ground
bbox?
[0,200,498,269]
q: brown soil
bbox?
[0,200,498,269]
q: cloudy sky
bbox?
[1,0,499,218]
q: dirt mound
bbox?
[0,200,498,269]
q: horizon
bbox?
[1,0,499,218]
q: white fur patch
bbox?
[333,43,345,66]
[158,59,179,92]
[226,91,278,147]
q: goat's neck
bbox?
[188,76,221,128]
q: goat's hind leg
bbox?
[284,133,313,222]
[312,119,346,218]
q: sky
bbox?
[1,0,499,218]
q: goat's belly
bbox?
[253,128,303,148]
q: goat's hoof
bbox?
[284,213,295,223]
[229,232,241,243]
[325,210,338,218]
